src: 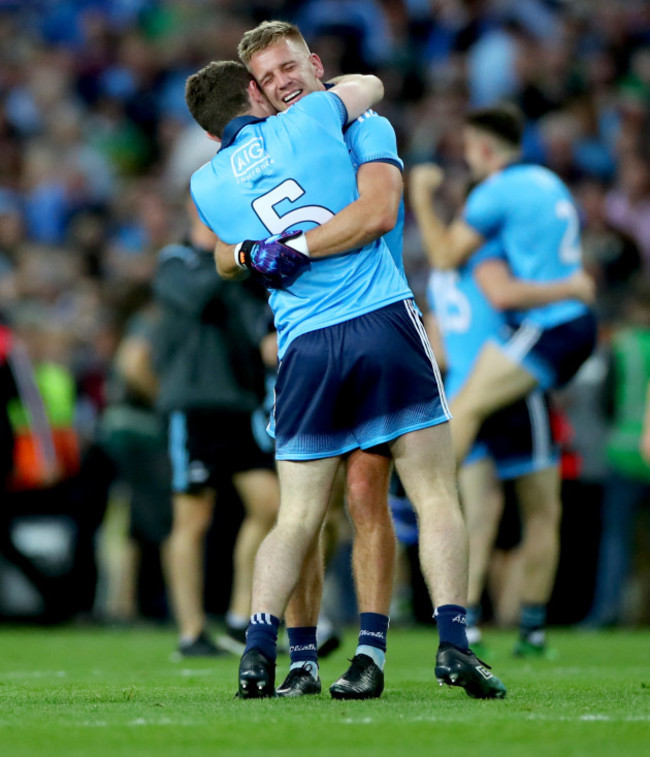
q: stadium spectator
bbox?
[575,177,642,322]
[605,153,650,272]
[98,289,172,623]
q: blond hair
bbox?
[237,20,309,68]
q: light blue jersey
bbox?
[427,242,506,399]
[344,109,406,278]
[427,245,558,478]
[463,163,588,329]
[191,92,412,359]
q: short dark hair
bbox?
[185,61,252,139]
[465,104,524,148]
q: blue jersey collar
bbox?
[221,115,268,149]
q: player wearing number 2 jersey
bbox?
[187,58,507,701]
[409,104,597,467]
[425,238,562,658]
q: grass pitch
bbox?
[0,625,648,757]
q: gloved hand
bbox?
[234,230,310,288]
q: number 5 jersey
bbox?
[190,91,411,360]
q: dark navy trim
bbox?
[362,158,403,172]
[221,115,268,149]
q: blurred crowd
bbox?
[1,0,649,626]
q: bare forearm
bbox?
[476,260,594,311]
[409,164,481,269]
[305,197,395,258]
[491,278,578,310]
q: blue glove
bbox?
[235,231,310,288]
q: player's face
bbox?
[248,37,325,113]
[463,126,491,180]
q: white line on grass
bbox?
[4,670,67,679]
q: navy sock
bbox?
[519,604,547,640]
[244,613,280,661]
[434,604,469,650]
[287,626,318,666]
[358,612,389,652]
[356,612,389,669]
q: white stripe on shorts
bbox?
[502,322,542,365]
[403,299,451,418]
[526,391,550,464]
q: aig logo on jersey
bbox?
[231,137,272,181]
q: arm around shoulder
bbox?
[474,259,596,311]
[330,75,384,123]
[304,161,402,258]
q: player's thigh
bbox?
[232,468,279,521]
[458,458,504,533]
[452,342,538,418]
[275,456,342,533]
[172,490,215,533]
[513,465,562,525]
[389,423,457,507]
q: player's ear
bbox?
[248,78,265,104]
[248,78,275,116]
[309,52,325,79]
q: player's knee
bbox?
[346,479,390,521]
[274,513,318,546]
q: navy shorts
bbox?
[168,408,275,494]
[500,311,598,390]
[465,390,558,479]
[270,299,451,460]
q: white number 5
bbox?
[252,179,334,234]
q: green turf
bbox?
[1,626,648,756]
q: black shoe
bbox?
[329,654,384,700]
[176,631,223,658]
[318,631,342,659]
[238,648,276,699]
[276,665,322,697]
[435,642,507,699]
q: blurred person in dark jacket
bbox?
[98,288,172,622]
[153,201,277,657]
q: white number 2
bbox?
[556,199,582,265]
[252,179,334,234]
